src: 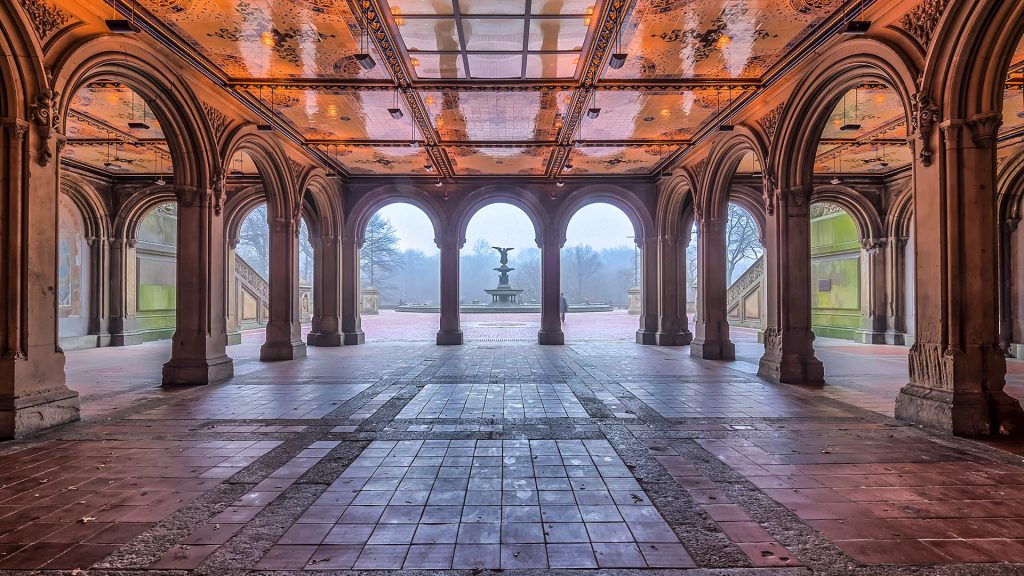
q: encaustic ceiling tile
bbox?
[820,87,907,140]
[447,146,552,175]
[68,84,166,140]
[579,89,730,141]
[1003,85,1024,135]
[326,145,435,175]
[602,0,842,80]
[814,140,912,174]
[242,87,418,140]
[421,90,573,141]
[64,141,172,175]
[136,0,390,79]
[568,145,670,175]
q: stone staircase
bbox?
[726,256,764,329]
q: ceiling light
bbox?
[839,123,861,131]
[842,20,871,35]
[562,162,573,172]
[608,53,627,69]
[257,123,273,132]
[830,176,841,185]
[155,177,166,186]
[128,121,150,130]
[105,19,137,33]
[879,161,889,168]
[587,108,601,119]
[718,124,735,132]
[434,178,444,188]
[325,170,338,177]
[230,169,244,176]
[556,180,565,187]
[423,164,434,172]
[355,53,376,70]
[388,108,403,120]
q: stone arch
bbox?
[60,173,110,242]
[655,169,697,238]
[0,1,47,120]
[555,184,651,249]
[810,185,884,244]
[221,125,296,222]
[455,185,546,249]
[771,39,918,194]
[113,186,179,242]
[700,125,770,221]
[884,183,914,240]
[224,185,268,244]
[347,184,445,248]
[53,36,216,191]
[297,168,342,241]
[998,146,1024,225]
[726,184,768,244]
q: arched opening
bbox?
[724,202,765,337]
[459,203,541,342]
[561,203,639,341]
[134,202,178,342]
[808,202,863,341]
[57,192,92,350]
[358,203,440,342]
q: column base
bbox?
[109,331,145,346]
[260,340,307,361]
[1009,343,1024,360]
[895,384,1024,436]
[538,330,564,345]
[343,331,365,345]
[226,330,242,346]
[655,330,692,346]
[635,330,657,345]
[162,354,234,385]
[436,330,463,345]
[307,331,342,347]
[883,331,907,346]
[757,351,824,384]
[854,329,888,345]
[0,387,81,439]
[690,338,735,360]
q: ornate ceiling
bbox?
[65,1,1024,179]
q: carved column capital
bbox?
[860,237,888,253]
[911,91,940,166]
[268,217,296,235]
[176,186,211,208]
[2,118,29,141]
[965,113,1002,148]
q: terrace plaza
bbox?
[7,0,1024,574]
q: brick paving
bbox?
[1,320,1023,572]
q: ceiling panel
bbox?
[814,141,913,175]
[821,87,907,140]
[69,84,165,139]
[387,0,454,15]
[579,89,732,141]
[410,53,467,78]
[602,0,842,80]
[462,19,526,51]
[466,54,524,78]
[398,18,460,51]
[422,90,572,141]
[568,145,669,175]
[329,145,435,175]
[532,0,596,16]
[135,0,390,79]
[243,87,417,140]
[525,53,579,78]
[528,18,590,51]
[65,141,172,175]
[447,146,551,175]
[460,0,528,16]
[1004,85,1024,135]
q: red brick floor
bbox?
[0,316,1021,571]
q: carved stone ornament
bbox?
[2,119,29,142]
[200,101,230,143]
[762,327,783,357]
[212,169,226,216]
[692,158,708,184]
[966,113,1002,147]
[21,0,72,40]
[908,342,956,389]
[910,92,940,166]
[762,171,778,216]
[758,102,785,143]
[859,237,888,253]
[896,0,951,48]
[177,187,210,208]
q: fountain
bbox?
[484,247,524,306]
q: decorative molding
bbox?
[910,92,940,166]
[762,170,777,216]
[810,201,844,219]
[758,102,785,142]
[965,113,1002,147]
[2,119,29,142]
[692,158,708,184]
[212,169,226,216]
[908,342,955,389]
[20,0,72,40]
[762,327,782,358]
[200,100,231,143]
[859,237,888,253]
[896,0,951,48]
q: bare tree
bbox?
[561,244,602,303]
[726,204,763,282]
[237,205,270,278]
[360,212,403,289]
[512,247,541,302]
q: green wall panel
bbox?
[810,207,861,341]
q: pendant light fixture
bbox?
[587,91,601,119]
[106,0,139,33]
[154,150,167,186]
[830,151,842,185]
[325,145,338,178]
[718,87,735,131]
[843,0,871,35]
[839,88,861,131]
[608,22,627,69]
[388,88,404,120]
[878,142,889,169]
[128,91,150,130]
[354,9,377,70]
[257,86,274,131]
[103,132,114,168]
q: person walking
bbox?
[560,292,568,323]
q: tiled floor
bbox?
[2,317,1024,573]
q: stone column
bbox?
[162,186,234,384]
[225,236,241,345]
[883,235,908,345]
[998,218,1017,355]
[636,236,659,344]
[655,233,692,345]
[895,115,1024,435]
[436,232,463,345]
[855,238,888,344]
[340,236,364,345]
[0,118,80,438]
[108,237,143,345]
[260,217,307,361]
[758,188,824,383]
[691,216,735,359]
[307,235,342,346]
[86,235,111,346]
[538,229,564,345]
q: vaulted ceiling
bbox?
[62,1,1024,179]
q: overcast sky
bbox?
[376,202,637,254]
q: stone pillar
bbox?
[691,216,734,359]
[0,118,80,438]
[260,217,307,361]
[636,236,659,344]
[538,230,564,345]
[340,236,364,345]
[655,234,692,346]
[86,235,111,346]
[436,232,463,345]
[225,236,241,345]
[895,115,1024,435]
[108,237,143,345]
[307,235,342,346]
[998,218,1017,355]
[883,235,908,346]
[855,238,888,344]
[758,188,824,383]
[162,186,234,384]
